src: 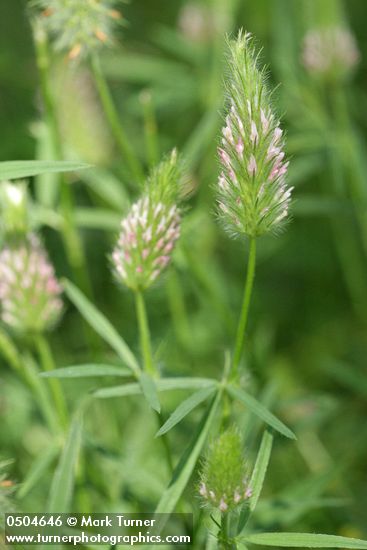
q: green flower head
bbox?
[199,427,252,512]
[33,0,125,60]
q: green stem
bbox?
[166,268,190,349]
[232,238,257,378]
[90,55,144,184]
[22,354,60,435]
[330,85,367,257]
[134,290,174,475]
[219,513,237,549]
[34,333,69,430]
[33,23,99,351]
[0,328,59,433]
[140,89,159,167]
[134,290,155,376]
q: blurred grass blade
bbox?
[81,168,129,210]
[155,386,216,437]
[64,279,140,375]
[227,386,296,440]
[241,533,367,548]
[154,392,221,526]
[237,429,274,534]
[0,160,90,180]
[140,372,161,412]
[74,208,121,231]
[93,377,218,398]
[17,444,60,499]
[40,364,132,379]
[183,109,221,169]
[47,408,84,512]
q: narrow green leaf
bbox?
[241,533,367,549]
[156,378,218,391]
[227,386,296,440]
[17,444,60,499]
[154,392,221,533]
[156,386,216,437]
[47,408,84,512]
[250,430,274,512]
[94,382,142,398]
[40,364,131,379]
[93,377,218,398]
[0,160,90,181]
[63,279,140,375]
[140,372,161,412]
[237,430,274,534]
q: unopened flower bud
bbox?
[199,427,252,512]
[216,31,292,238]
[0,234,63,333]
[0,181,29,238]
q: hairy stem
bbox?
[134,290,156,376]
[219,513,237,549]
[232,238,257,377]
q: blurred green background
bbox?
[1,0,367,546]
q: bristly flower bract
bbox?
[112,150,183,292]
[199,427,252,512]
[217,31,292,238]
[32,0,125,60]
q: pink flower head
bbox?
[216,31,292,237]
[0,234,63,333]
[113,198,181,291]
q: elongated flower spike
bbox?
[199,427,252,512]
[217,31,292,238]
[0,234,63,334]
[302,26,360,81]
[112,151,183,291]
[32,0,125,60]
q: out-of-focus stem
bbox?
[90,55,144,184]
[34,333,69,430]
[0,329,59,433]
[326,147,367,321]
[232,238,256,378]
[166,268,191,349]
[32,20,94,303]
[330,86,367,257]
[140,89,159,168]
